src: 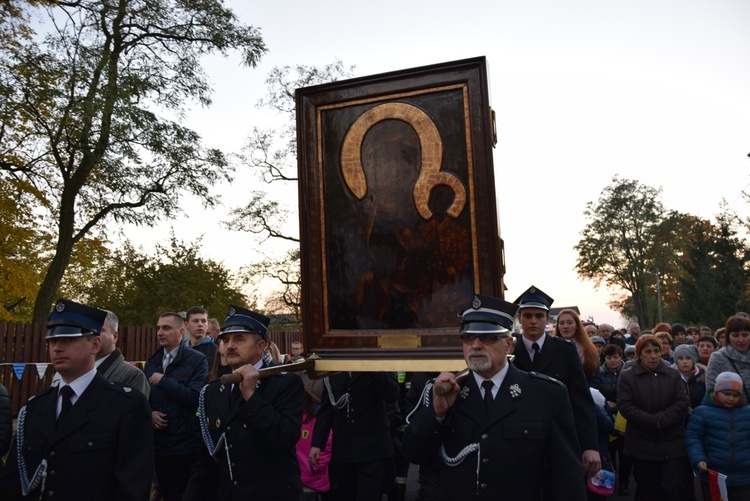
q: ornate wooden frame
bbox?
[296,57,504,359]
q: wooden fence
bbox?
[0,321,302,417]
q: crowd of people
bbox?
[0,293,748,501]
[561,310,750,501]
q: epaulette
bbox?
[528,371,565,387]
[551,336,573,344]
[29,385,56,402]
[105,380,139,397]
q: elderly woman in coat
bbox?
[617,335,691,501]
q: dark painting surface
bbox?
[321,89,475,331]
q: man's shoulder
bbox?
[179,343,208,363]
[548,335,574,347]
[26,385,57,406]
[110,356,143,374]
[191,340,217,355]
[523,370,566,389]
[264,370,305,392]
[102,379,148,401]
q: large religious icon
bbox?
[297,57,504,358]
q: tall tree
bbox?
[0,1,266,321]
[575,176,670,327]
[676,210,750,326]
[78,235,251,326]
[228,61,354,317]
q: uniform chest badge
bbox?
[458,386,470,400]
[509,384,522,399]
[124,387,131,392]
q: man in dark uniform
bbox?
[402,294,585,500]
[309,370,400,500]
[183,305,305,501]
[510,286,600,481]
[0,299,153,500]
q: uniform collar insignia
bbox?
[458,386,470,400]
[509,383,521,399]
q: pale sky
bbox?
[124,0,750,328]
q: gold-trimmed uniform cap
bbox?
[459,294,518,334]
[513,286,554,311]
[219,305,271,339]
[45,299,107,339]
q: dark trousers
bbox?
[609,437,633,488]
[331,458,392,501]
[632,457,689,501]
[154,451,197,501]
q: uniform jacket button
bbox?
[482,458,489,464]
[480,434,488,440]
[480,483,487,489]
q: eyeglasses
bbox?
[459,334,509,344]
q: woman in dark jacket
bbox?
[617,335,691,501]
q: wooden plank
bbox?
[310,358,466,373]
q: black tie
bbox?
[57,385,75,427]
[231,384,244,406]
[532,342,541,369]
[482,380,494,410]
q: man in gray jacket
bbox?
[95,310,150,397]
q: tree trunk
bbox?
[33,235,75,323]
[32,192,77,323]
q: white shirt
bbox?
[472,362,510,400]
[57,366,97,416]
[522,333,547,360]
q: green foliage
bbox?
[577,177,750,328]
[0,176,50,321]
[575,176,669,327]
[675,210,750,326]
[0,0,267,321]
[79,234,250,326]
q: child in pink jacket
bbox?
[297,390,333,500]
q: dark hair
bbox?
[697,335,718,348]
[159,312,185,327]
[725,316,750,336]
[602,344,623,358]
[186,306,208,321]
